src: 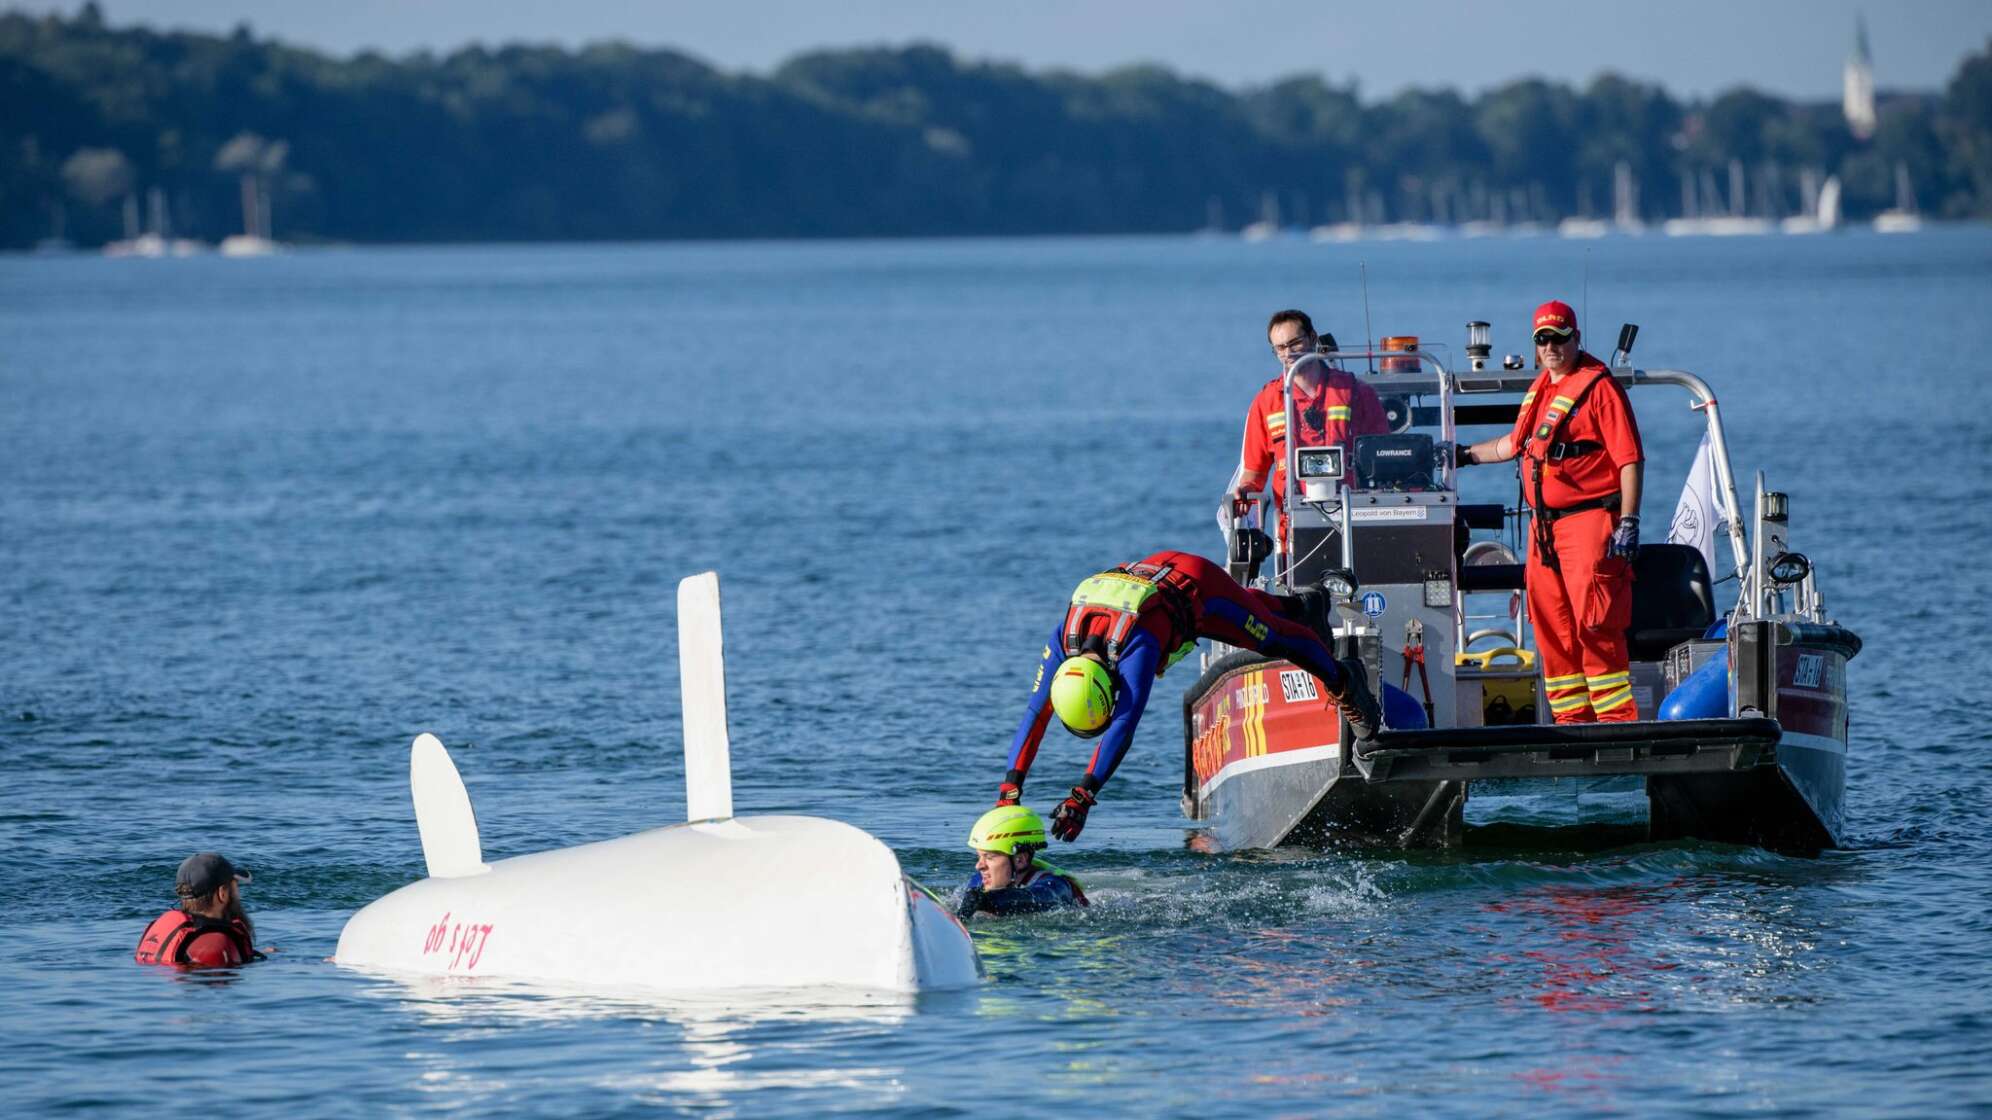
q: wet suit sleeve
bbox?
[1080,630,1159,790]
[1002,629,1066,790]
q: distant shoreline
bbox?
[6,9,1989,251]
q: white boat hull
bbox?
[335,813,981,992]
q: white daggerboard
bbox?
[678,571,734,822]
[410,732,488,878]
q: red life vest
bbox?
[134,909,259,967]
[1517,361,1619,571]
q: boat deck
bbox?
[1352,718,1783,782]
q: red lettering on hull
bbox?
[422,912,497,971]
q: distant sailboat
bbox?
[1664,160,1772,237]
[32,201,76,254]
[220,172,282,256]
[1242,190,1286,241]
[1873,161,1923,233]
[104,187,209,257]
[1195,195,1227,237]
[1559,161,1645,239]
[1365,221,1445,241]
[1554,215,1611,239]
[1781,173,1842,234]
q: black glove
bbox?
[1049,785,1097,842]
[994,781,1022,807]
[955,887,985,920]
[1454,442,1477,466]
[1608,515,1640,561]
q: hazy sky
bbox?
[26,0,1992,101]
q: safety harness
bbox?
[1520,364,1618,572]
[1061,560,1199,674]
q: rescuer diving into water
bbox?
[997,549,1381,841]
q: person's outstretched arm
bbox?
[997,628,1065,804]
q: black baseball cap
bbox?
[175,852,250,897]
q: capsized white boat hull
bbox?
[335,813,980,992]
[333,571,982,994]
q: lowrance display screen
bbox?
[1296,447,1343,479]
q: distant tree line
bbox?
[3,5,1990,248]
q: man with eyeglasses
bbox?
[1224,309,1390,554]
[1455,300,1645,723]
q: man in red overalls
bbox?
[1225,309,1391,549]
[1457,300,1644,723]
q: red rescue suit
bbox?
[1004,550,1348,793]
[134,909,260,968]
[1512,355,1644,723]
[1235,367,1391,546]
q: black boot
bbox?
[1277,585,1335,642]
[1333,657,1382,740]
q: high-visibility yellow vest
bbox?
[1062,563,1198,675]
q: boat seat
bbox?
[1628,544,1716,661]
[1460,564,1525,591]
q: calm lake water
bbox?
[3,229,1990,1116]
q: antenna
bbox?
[1582,248,1591,338]
[1360,261,1375,375]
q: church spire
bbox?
[1844,14,1876,141]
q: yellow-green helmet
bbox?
[1049,656,1115,735]
[968,805,1047,854]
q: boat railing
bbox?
[1621,368,1751,588]
[1254,349,1770,687]
[1278,348,1459,584]
[1275,356,1753,588]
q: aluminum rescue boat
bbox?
[1185,325,1860,856]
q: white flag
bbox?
[1667,431,1723,573]
[1216,462,1248,540]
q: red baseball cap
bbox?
[1532,300,1577,336]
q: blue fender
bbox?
[1381,681,1429,730]
[1659,646,1729,720]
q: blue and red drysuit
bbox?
[999,550,1352,836]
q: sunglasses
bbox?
[1533,332,1574,346]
